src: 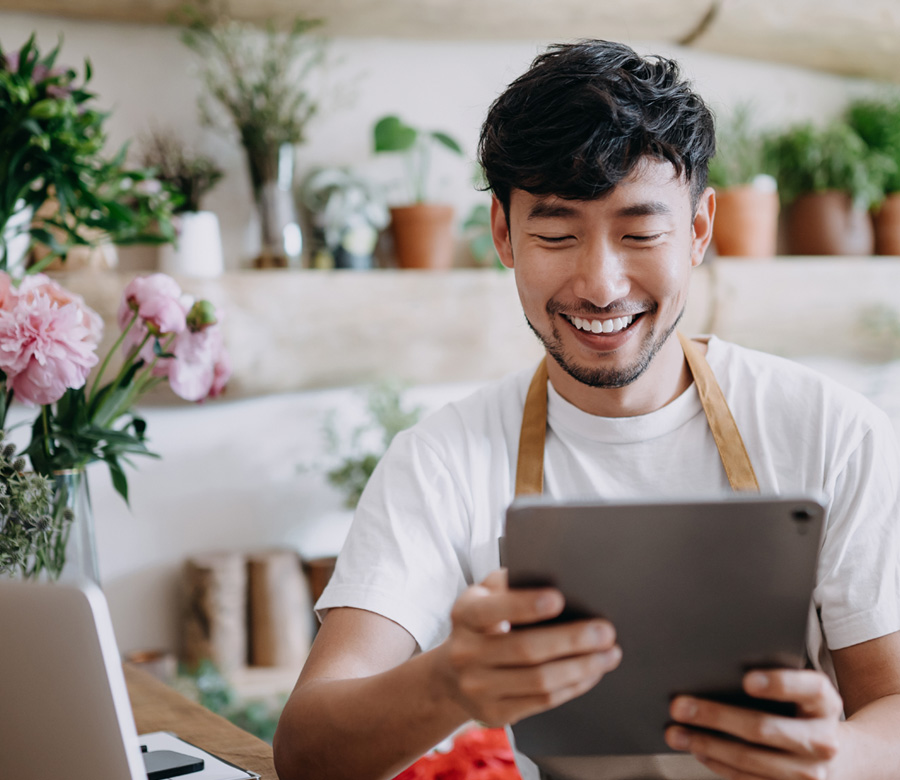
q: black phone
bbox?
[142,749,205,780]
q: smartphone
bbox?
[142,749,205,780]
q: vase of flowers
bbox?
[0,35,177,274]
[0,272,232,581]
[139,130,226,278]
[179,2,326,268]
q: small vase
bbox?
[1,200,33,274]
[159,211,225,278]
[389,203,455,269]
[248,144,304,269]
[51,469,100,584]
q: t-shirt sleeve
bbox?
[315,427,473,652]
[815,411,900,650]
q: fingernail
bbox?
[673,697,697,720]
[746,672,769,692]
[536,592,562,613]
[591,622,613,645]
[667,727,690,750]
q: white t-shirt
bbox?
[317,337,900,778]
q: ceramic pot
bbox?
[389,204,455,269]
[713,185,779,258]
[159,211,225,278]
[873,193,900,256]
[786,191,874,256]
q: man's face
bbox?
[491,158,714,394]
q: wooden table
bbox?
[124,663,278,779]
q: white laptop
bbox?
[0,579,256,780]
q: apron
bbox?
[513,333,759,780]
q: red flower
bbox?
[393,728,521,780]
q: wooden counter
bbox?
[125,663,278,779]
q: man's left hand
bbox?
[665,669,843,779]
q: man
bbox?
[274,41,900,780]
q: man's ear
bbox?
[690,187,716,268]
[490,196,515,269]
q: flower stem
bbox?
[89,311,139,403]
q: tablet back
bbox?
[505,495,825,761]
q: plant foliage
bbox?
[846,95,900,195]
[0,35,177,272]
[708,104,775,190]
[373,115,464,204]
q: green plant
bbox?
[708,104,776,190]
[765,120,894,210]
[138,130,224,213]
[373,115,464,204]
[846,96,900,195]
[462,203,502,268]
[178,1,325,193]
[0,35,177,272]
[0,430,62,578]
[176,659,286,744]
[324,382,422,509]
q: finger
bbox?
[452,582,564,632]
[744,670,844,719]
[693,754,771,780]
[472,645,622,699]
[666,725,831,780]
[669,696,839,759]
[486,619,617,666]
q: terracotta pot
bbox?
[389,203,455,269]
[873,193,900,256]
[713,185,779,258]
[786,191,874,256]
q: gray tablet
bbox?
[504,494,825,766]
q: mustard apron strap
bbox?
[515,359,549,496]
[515,336,759,497]
[677,332,759,492]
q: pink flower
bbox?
[17,274,103,343]
[117,274,187,359]
[0,271,16,311]
[0,290,100,405]
[157,325,231,402]
[2,50,19,73]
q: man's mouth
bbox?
[563,313,639,335]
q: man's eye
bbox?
[626,233,663,242]
[536,235,573,243]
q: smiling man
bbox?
[274,41,900,780]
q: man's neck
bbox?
[544,336,701,418]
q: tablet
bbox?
[504,494,825,763]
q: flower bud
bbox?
[186,299,218,332]
[12,457,26,472]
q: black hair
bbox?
[478,40,716,221]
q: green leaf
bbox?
[373,115,417,153]
[430,131,463,155]
[105,456,129,506]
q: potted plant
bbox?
[765,120,893,255]
[373,115,464,269]
[140,130,226,277]
[0,36,177,273]
[300,167,388,270]
[846,96,900,255]
[708,105,779,259]
[179,1,326,269]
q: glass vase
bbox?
[248,143,304,269]
[49,469,100,584]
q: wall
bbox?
[0,11,886,270]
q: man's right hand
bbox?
[435,569,622,727]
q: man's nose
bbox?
[571,242,630,308]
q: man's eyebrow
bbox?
[616,201,673,218]
[526,200,580,220]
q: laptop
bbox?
[0,579,256,780]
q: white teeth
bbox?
[567,314,635,334]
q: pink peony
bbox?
[17,273,104,343]
[156,325,231,402]
[0,290,100,405]
[117,273,187,359]
[0,271,16,311]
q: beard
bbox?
[525,299,684,389]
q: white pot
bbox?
[2,202,34,273]
[159,210,224,278]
